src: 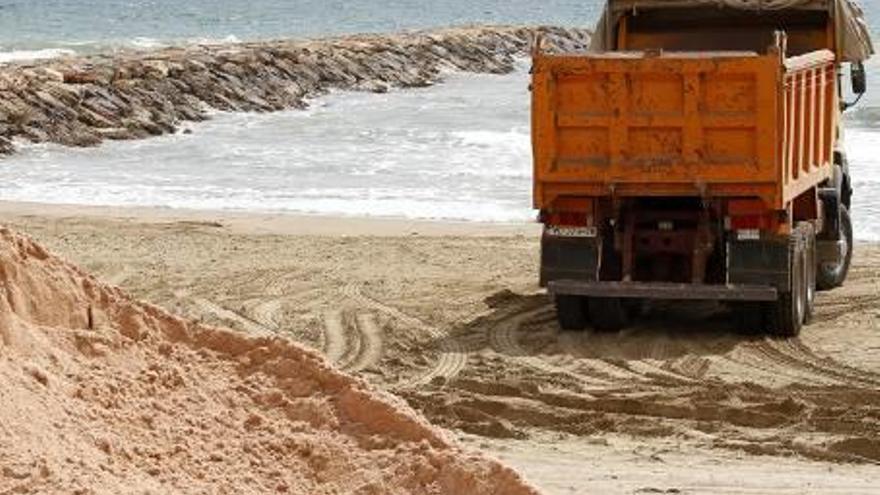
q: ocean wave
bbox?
[450,129,529,149]
[129,37,165,49]
[844,106,880,128]
[191,35,241,46]
[0,48,76,63]
[0,34,245,63]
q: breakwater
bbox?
[0,26,589,154]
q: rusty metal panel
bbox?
[532,51,783,208]
[779,50,836,204]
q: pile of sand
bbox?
[0,227,536,495]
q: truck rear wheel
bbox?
[804,225,819,324]
[555,295,589,331]
[733,302,764,334]
[804,223,816,322]
[588,297,629,332]
[765,228,809,338]
[817,205,853,290]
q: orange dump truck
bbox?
[534,0,873,336]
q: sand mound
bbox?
[0,227,537,495]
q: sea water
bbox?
[0,67,535,223]
[0,0,600,56]
[0,0,879,240]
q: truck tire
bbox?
[765,229,808,338]
[802,223,817,322]
[733,302,763,334]
[555,295,589,331]
[817,205,853,290]
[588,297,629,332]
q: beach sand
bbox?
[0,224,537,495]
[2,201,878,494]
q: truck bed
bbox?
[531,49,836,210]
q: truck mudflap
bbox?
[540,233,600,287]
[548,280,778,302]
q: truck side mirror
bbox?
[852,62,867,95]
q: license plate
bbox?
[737,229,761,241]
[545,226,597,238]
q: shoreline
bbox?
[4,200,880,243]
[0,200,541,237]
[0,25,589,155]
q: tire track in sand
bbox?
[322,309,348,365]
[250,299,283,329]
[239,273,312,331]
[497,307,693,386]
[319,306,383,372]
[557,329,649,384]
[488,306,601,383]
[189,296,275,337]
[248,287,323,332]
[338,283,468,386]
[348,313,383,372]
[788,339,880,385]
[624,336,698,384]
[754,338,880,387]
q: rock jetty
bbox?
[0,26,589,154]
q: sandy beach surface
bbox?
[0,222,537,495]
[2,201,879,494]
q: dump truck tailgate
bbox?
[532,51,787,207]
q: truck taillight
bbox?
[729,214,767,230]
[726,199,781,232]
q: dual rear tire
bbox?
[736,222,816,337]
[555,295,589,331]
[554,295,630,332]
[555,219,826,338]
[765,225,810,337]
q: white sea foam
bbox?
[0,69,536,223]
[0,48,76,63]
[192,35,241,46]
[0,34,250,63]
[843,128,880,242]
[129,37,166,49]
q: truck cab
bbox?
[534,0,873,336]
